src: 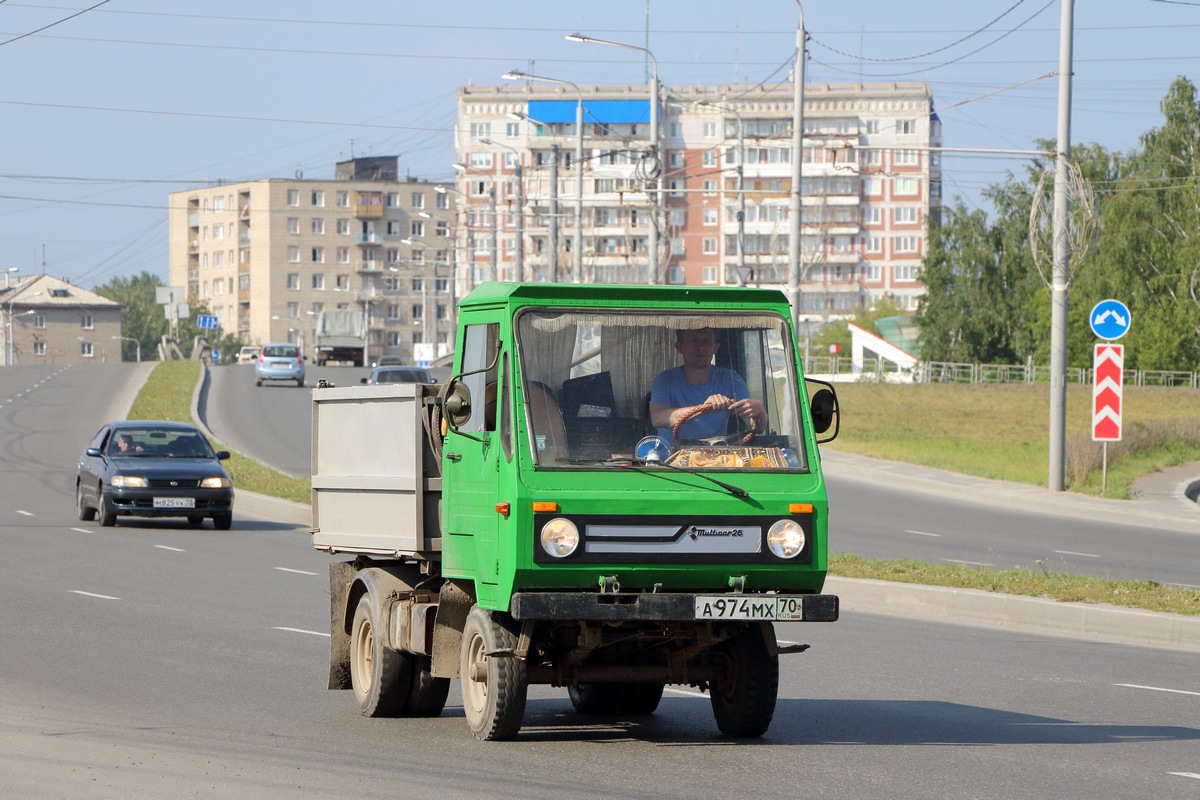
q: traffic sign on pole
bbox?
[1089,299,1131,341]
[1091,343,1123,442]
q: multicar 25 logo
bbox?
[687,526,744,541]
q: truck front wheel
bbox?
[460,606,527,740]
[709,627,779,738]
[350,595,411,717]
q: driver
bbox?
[649,328,765,444]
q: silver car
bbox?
[255,343,306,387]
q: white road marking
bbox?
[155,545,186,552]
[942,559,992,567]
[273,627,330,637]
[1169,773,1200,781]
[905,529,942,537]
[665,687,706,698]
[16,510,33,516]
[1052,549,1100,558]
[275,567,319,576]
[70,590,120,600]
[69,527,91,533]
[1115,683,1200,697]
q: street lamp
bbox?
[453,162,498,283]
[502,70,585,284]
[479,137,526,281]
[566,33,660,285]
[695,100,748,286]
[6,290,41,366]
[112,335,141,363]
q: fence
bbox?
[803,356,1200,389]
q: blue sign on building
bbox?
[1089,299,1131,341]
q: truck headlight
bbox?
[540,518,580,558]
[767,519,806,559]
[110,475,147,488]
[201,476,232,489]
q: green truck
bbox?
[312,282,840,740]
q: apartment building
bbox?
[0,274,122,365]
[167,157,456,364]
[456,82,940,322]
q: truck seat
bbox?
[526,382,568,463]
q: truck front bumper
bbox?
[510,592,838,623]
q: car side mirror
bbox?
[85,447,103,458]
[215,451,231,460]
[441,379,473,429]
[806,380,840,443]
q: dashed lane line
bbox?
[275,567,320,576]
[16,510,33,516]
[155,545,186,552]
[1053,549,1101,558]
[1115,683,1200,697]
[905,529,942,537]
[273,627,330,637]
[70,590,120,600]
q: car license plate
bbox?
[154,497,195,509]
[694,595,806,621]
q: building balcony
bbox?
[238,233,251,246]
[355,233,384,246]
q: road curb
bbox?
[826,576,1200,652]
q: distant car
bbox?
[365,365,436,385]
[237,345,259,365]
[255,343,305,387]
[76,421,234,530]
[371,355,405,369]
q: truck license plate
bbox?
[154,497,195,509]
[694,596,805,621]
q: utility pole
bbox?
[1048,0,1075,491]
[787,2,806,331]
[549,144,560,282]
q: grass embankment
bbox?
[128,360,310,504]
[825,382,1200,499]
[129,362,1200,615]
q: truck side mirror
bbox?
[807,382,839,443]
[442,380,473,429]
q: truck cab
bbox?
[313,282,839,740]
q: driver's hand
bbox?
[704,394,734,410]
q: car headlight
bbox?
[201,476,232,489]
[540,517,580,558]
[110,475,147,488]
[767,519,806,559]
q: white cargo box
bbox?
[311,383,440,557]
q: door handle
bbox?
[446,452,462,462]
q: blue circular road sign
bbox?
[1089,299,1132,341]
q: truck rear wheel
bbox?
[350,595,411,717]
[460,606,527,740]
[567,683,624,715]
[709,628,779,738]
[405,654,450,717]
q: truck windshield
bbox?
[515,309,808,471]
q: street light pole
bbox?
[566,34,659,285]
[787,2,807,332]
[453,162,498,283]
[502,71,585,283]
[112,335,141,363]
[480,137,526,281]
[6,290,41,366]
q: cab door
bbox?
[441,319,507,606]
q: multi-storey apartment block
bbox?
[456,82,939,322]
[167,157,455,364]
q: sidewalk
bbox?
[821,450,1200,651]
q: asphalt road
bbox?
[2,362,1199,797]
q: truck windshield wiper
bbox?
[559,457,750,499]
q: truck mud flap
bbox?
[510,592,839,623]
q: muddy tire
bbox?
[460,606,527,740]
[568,683,625,715]
[350,595,411,717]
[405,654,450,717]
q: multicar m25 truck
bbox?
[311,282,840,740]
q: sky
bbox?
[2,0,1199,290]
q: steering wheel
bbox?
[672,402,758,446]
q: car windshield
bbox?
[374,368,429,383]
[515,308,807,472]
[108,429,214,458]
[263,345,298,358]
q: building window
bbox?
[287,189,299,206]
[436,221,449,237]
[702,208,718,226]
[668,152,684,168]
[387,220,403,236]
[336,191,349,207]
[864,236,882,254]
[895,264,919,280]
[412,192,424,209]
[34,314,45,329]
[33,341,45,356]
[287,302,299,318]
[668,180,683,198]
[703,180,717,196]
[702,265,718,284]
[287,273,300,290]
[895,149,919,166]
[336,274,350,290]
[702,237,718,254]
[411,221,425,237]
[669,209,686,226]
[312,247,324,263]
[311,190,325,207]
[702,150,717,167]
[469,152,492,169]
[670,238,685,255]
[386,193,400,208]
[312,273,324,290]
[81,314,94,330]
[469,122,492,140]
[437,192,449,210]
[895,235,918,253]
[894,207,919,224]
[896,119,915,134]
[337,218,350,235]
[703,121,717,137]
[387,248,400,265]
[80,341,93,358]
[312,218,325,235]
[287,217,299,235]
[895,177,918,195]
[288,246,300,263]
[337,247,350,263]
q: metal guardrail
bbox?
[802,357,1199,388]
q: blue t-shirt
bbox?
[651,366,749,442]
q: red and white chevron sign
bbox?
[1092,343,1124,442]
